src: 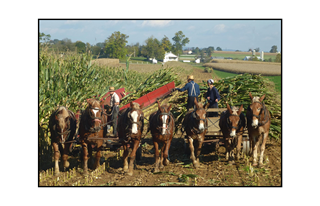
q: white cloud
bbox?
[187,26,196,30]
[141,20,172,27]
[213,24,226,34]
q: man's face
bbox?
[110,91,114,95]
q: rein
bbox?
[155,111,174,136]
[84,106,108,134]
[226,113,242,132]
[190,108,208,134]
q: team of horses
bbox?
[48,92,271,176]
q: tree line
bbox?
[39,31,279,60]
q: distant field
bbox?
[212,50,278,61]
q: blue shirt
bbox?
[177,81,200,97]
[206,86,220,105]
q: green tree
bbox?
[160,35,172,52]
[141,36,165,60]
[216,47,222,51]
[39,32,51,43]
[75,41,86,53]
[172,31,190,55]
[275,53,281,62]
[193,47,200,55]
[269,45,278,53]
[105,31,129,59]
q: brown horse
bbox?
[183,97,208,168]
[219,104,246,164]
[148,101,175,173]
[79,99,108,175]
[247,92,271,167]
[117,102,144,176]
[49,106,77,175]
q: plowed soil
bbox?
[39,133,281,186]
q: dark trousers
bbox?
[187,96,198,111]
[111,106,119,135]
[208,103,218,117]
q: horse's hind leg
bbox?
[52,143,60,175]
[153,139,160,173]
[236,135,242,161]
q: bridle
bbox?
[85,105,107,133]
[156,110,173,135]
[53,114,71,143]
[226,113,242,132]
[248,102,269,126]
[125,108,144,135]
[190,108,207,134]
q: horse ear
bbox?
[168,104,172,111]
[227,103,232,114]
[87,98,92,104]
[194,97,199,108]
[249,92,253,101]
[260,94,266,102]
[130,102,134,108]
[238,104,243,116]
[157,100,161,111]
[55,115,59,120]
[140,103,144,109]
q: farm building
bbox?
[195,58,200,63]
[163,51,178,63]
[243,56,261,61]
[151,58,157,64]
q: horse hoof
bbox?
[160,164,164,169]
[163,159,169,166]
[193,162,200,168]
[63,161,70,168]
[54,172,60,176]
[83,170,88,176]
[154,168,160,173]
[127,172,133,176]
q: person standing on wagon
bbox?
[109,86,120,136]
[206,79,220,117]
[175,75,200,111]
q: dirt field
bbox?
[38,133,281,186]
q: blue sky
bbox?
[39,19,281,52]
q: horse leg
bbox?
[81,142,89,175]
[160,143,165,169]
[225,137,230,162]
[259,132,268,167]
[153,139,160,173]
[62,143,70,170]
[94,141,102,169]
[236,135,242,161]
[163,139,171,166]
[252,135,259,167]
[188,137,196,165]
[122,144,129,172]
[52,142,60,176]
[128,140,139,176]
[194,137,203,168]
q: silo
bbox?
[261,51,264,61]
[252,49,256,56]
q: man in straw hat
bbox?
[108,86,120,136]
[175,75,200,111]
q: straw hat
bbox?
[109,86,115,92]
[187,75,194,80]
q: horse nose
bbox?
[230,130,236,137]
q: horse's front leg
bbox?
[128,139,139,176]
[52,142,60,176]
[81,142,89,175]
[188,137,198,167]
[62,143,71,170]
[259,132,268,167]
[159,142,165,169]
[236,135,242,161]
[163,138,171,166]
[122,144,129,172]
[252,135,259,167]
[193,136,203,168]
[94,141,103,169]
[153,138,160,173]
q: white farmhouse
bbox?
[163,51,178,63]
[152,58,157,64]
[195,58,200,63]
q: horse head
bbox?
[157,101,172,135]
[54,106,71,143]
[248,92,266,128]
[86,98,104,131]
[127,102,144,135]
[226,103,243,137]
[192,97,207,133]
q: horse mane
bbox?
[252,96,261,103]
[231,106,239,115]
[55,106,69,118]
